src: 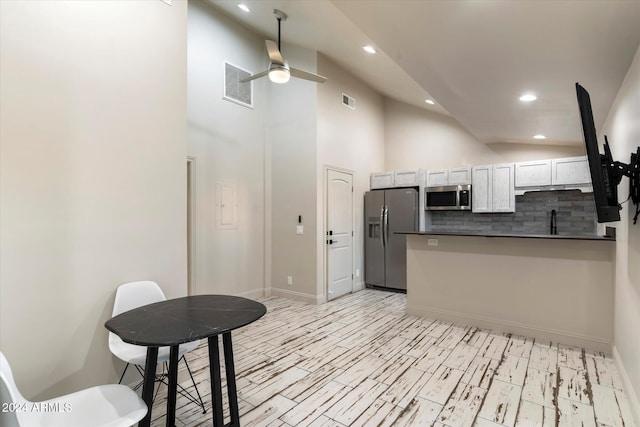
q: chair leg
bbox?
[153,363,167,402]
[158,357,206,413]
[182,355,206,413]
[129,355,206,416]
[133,365,146,391]
[118,363,130,384]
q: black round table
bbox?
[105,295,266,427]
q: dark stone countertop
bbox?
[397,230,616,241]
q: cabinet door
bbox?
[493,163,515,212]
[427,169,449,187]
[552,156,591,185]
[370,172,394,189]
[394,170,419,187]
[448,167,472,185]
[472,165,492,213]
[515,160,552,187]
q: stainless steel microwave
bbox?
[425,184,472,211]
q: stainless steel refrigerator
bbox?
[365,188,419,291]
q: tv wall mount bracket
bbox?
[605,136,640,223]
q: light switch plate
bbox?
[296,225,304,235]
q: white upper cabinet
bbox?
[426,169,449,187]
[472,163,515,213]
[371,170,423,189]
[514,156,592,194]
[472,165,492,213]
[370,172,394,189]
[426,167,471,187]
[552,156,591,185]
[448,167,472,185]
[492,163,516,212]
[394,169,421,187]
[515,160,552,187]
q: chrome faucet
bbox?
[550,209,558,235]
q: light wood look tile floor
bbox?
[148,290,635,427]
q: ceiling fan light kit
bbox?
[269,61,290,84]
[240,9,326,85]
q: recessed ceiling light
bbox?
[533,134,546,140]
[519,93,537,102]
[237,4,250,12]
[425,99,435,105]
[362,45,377,54]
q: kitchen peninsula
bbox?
[400,231,615,353]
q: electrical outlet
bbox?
[296,225,304,235]
[428,239,438,246]
[356,269,360,277]
[287,276,293,286]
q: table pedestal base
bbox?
[137,332,240,427]
[139,347,158,427]
[209,332,240,427]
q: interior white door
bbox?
[326,169,354,301]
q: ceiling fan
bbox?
[241,9,327,85]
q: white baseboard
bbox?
[353,280,364,292]
[613,345,640,425]
[233,288,265,299]
[316,293,327,304]
[406,304,612,354]
[268,287,319,304]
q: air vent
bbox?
[224,62,253,108]
[342,93,355,110]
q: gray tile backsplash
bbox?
[429,190,596,235]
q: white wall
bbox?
[188,1,267,297]
[385,99,585,171]
[484,142,585,163]
[0,0,187,399]
[385,99,500,170]
[602,43,640,421]
[268,44,319,302]
[317,53,385,295]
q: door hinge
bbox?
[352,274,354,279]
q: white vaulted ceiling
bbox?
[208,0,640,146]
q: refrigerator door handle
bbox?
[379,206,385,248]
[383,206,389,248]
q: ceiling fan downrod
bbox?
[273,9,288,52]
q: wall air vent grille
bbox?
[342,93,355,110]
[224,62,253,108]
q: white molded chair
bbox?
[108,281,205,412]
[1,352,147,427]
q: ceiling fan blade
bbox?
[265,40,284,65]
[290,67,327,83]
[240,69,269,83]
